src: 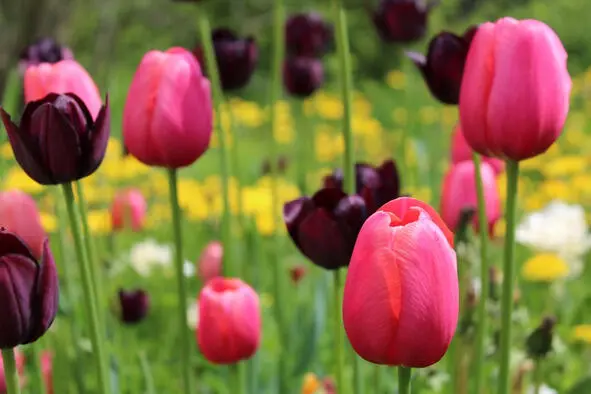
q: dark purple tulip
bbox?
[324,160,400,214]
[118,289,150,324]
[283,56,324,97]
[0,93,110,185]
[194,28,258,91]
[373,0,436,43]
[285,13,334,57]
[18,37,74,74]
[0,229,58,348]
[406,26,478,104]
[284,188,367,270]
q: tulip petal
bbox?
[298,209,350,269]
[283,197,315,249]
[0,231,36,260]
[86,97,111,176]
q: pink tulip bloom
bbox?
[343,197,459,367]
[197,278,260,364]
[460,18,571,161]
[24,60,103,118]
[0,190,46,259]
[111,189,147,232]
[440,160,501,235]
[123,47,212,168]
[451,125,504,174]
[0,349,25,393]
[197,241,223,282]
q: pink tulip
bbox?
[459,18,571,161]
[24,60,103,118]
[440,160,501,235]
[197,277,260,364]
[111,189,147,232]
[197,241,223,282]
[0,190,46,259]
[451,125,504,174]
[123,47,212,168]
[343,197,458,367]
[41,351,53,394]
[0,349,25,393]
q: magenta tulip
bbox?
[197,241,223,282]
[451,125,504,174]
[0,190,46,259]
[111,189,147,232]
[459,18,571,161]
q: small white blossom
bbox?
[129,239,172,276]
[528,384,557,394]
[186,300,199,330]
[183,260,196,277]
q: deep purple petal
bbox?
[0,230,36,260]
[85,96,110,176]
[283,197,315,248]
[334,195,367,247]
[312,188,347,212]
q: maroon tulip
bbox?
[286,13,333,57]
[324,160,400,214]
[373,0,437,43]
[407,26,478,104]
[18,37,74,74]
[284,188,367,270]
[194,29,258,91]
[283,56,324,97]
[0,229,58,348]
[0,93,110,185]
[118,289,150,324]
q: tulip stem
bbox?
[498,160,519,394]
[472,152,490,394]
[373,365,382,393]
[2,349,21,394]
[62,183,111,394]
[138,351,156,394]
[28,344,46,394]
[167,169,194,394]
[333,270,345,394]
[398,367,412,394]
[197,9,234,278]
[231,363,244,394]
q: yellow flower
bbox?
[255,211,276,235]
[353,94,372,118]
[385,70,406,90]
[572,325,591,344]
[274,122,294,144]
[542,156,588,178]
[419,106,439,125]
[87,209,112,235]
[2,166,44,194]
[315,93,343,120]
[302,373,321,394]
[315,131,343,163]
[495,218,506,237]
[0,142,13,160]
[352,115,382,137]
[540,180,574,202]
[441,107,458,127]
[230,99,265,128]
[145,203,172,229]
[40,212,58,233]
[522,254,569,282]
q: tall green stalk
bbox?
[497,160,519,394]
[138,351,156,394]
[28,345,45,394]
[333,271,345,393]
[2,349,21,394]
[166,169,194,394]
[472,153,490,394]
[62,183,111,394]
[197,10,234,277]
[398,367,412,394]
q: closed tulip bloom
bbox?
[286,13,333,57]
[343,197,458,367]
[19,37,74,74]
[0,190,46,259]
[197,278,260,364]
[111,189,147,232]
[118,289,150,324]
[440,160,501,235]
[451,125,504,174]
[0,93,110,185]
[407,26,477,104]
[0,349,25,393]
[283,56,324,97]
[460,18,571,161]
[123,47,212,168]
[24,60,102,118]
[373,0,436,43]
[0,229,58,348]
[197,241,223,282]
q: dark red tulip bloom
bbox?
[373,0,437,43]
[283,56,324,97]
[18,37,74,73]
[285,13,334,57]
[194,29,258,91]
[118,289,150,324]
[407,26,478,104]
[0,228,58,348]
[324,160,400,214]
[0,93,110,185]
[284,188,367,270]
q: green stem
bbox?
[333,270,345,393]
[166,169,194,394]
[231,363,244,394]
[2,349,21,394]
[138,351,156,394]
[398,367,412,394]
[197,9,233,277]
[373,365,381,394]
[472,153,490,394]
[61,183,111,394]
[497,160,519,394]
[533,358,542,394]
[294,100,308,195]
[29,345,46,394]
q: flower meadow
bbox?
[1,1,591,394]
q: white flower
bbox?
[183,260,196,278]
[186,300,199,330]
[528,384,557,394]
[129,239,172,276]
[516,201,591,274]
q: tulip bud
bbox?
[0,93,110,185]
[123,47,212,168]
[18,37,74,75]
[460,18,571,161]
[289,265,307,284]
[526,316,556,359]
[0,229,58,348]
[111,189,147,232]
[197,278,261,364]
[285,13,334,57]
[118,289,150,324]
[197,241,223,282]
[450,125,504,174]
[194,29,258,91]
[343,197,458,367]
[283,56,324,97]
[372,0,436,43]
[0,190,46,259]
